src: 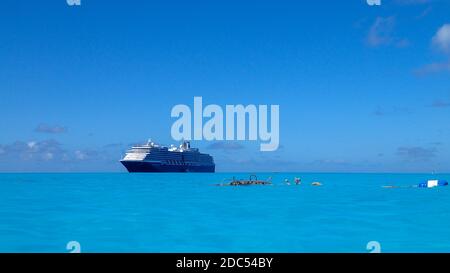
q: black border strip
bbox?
[0,253,448,272]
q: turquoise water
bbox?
[0,173,449,253]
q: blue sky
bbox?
[0,0,449,172]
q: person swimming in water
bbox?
[294,177,301,185]
[284,179,291,185]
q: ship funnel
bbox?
[180,141,191,150]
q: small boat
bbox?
[418,179,448,188]
[383,179,449,189]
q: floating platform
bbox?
[218,175,272,186]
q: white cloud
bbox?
[75,150,87,160]
[432,24,450,54]
[414,61,450,76]
[0,138,123,171]
[207,142,244,151]
[42,152,54,161]
[367,17,395,47]
[395,0,432,4]
[366,16,409,48]
[73,149,98,161]
[35,124,67,134]
[415,24,450,76]
[397,146,437,162]
[0,140,64,161]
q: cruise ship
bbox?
[120,140,215,173]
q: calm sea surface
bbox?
[0,173,449,253]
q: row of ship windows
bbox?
[148,156,200,159]
[166,160,195,165]
[165,160,212,164]
[150,150,197,154]
[146,155,211,161]
[148,156,183,159]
